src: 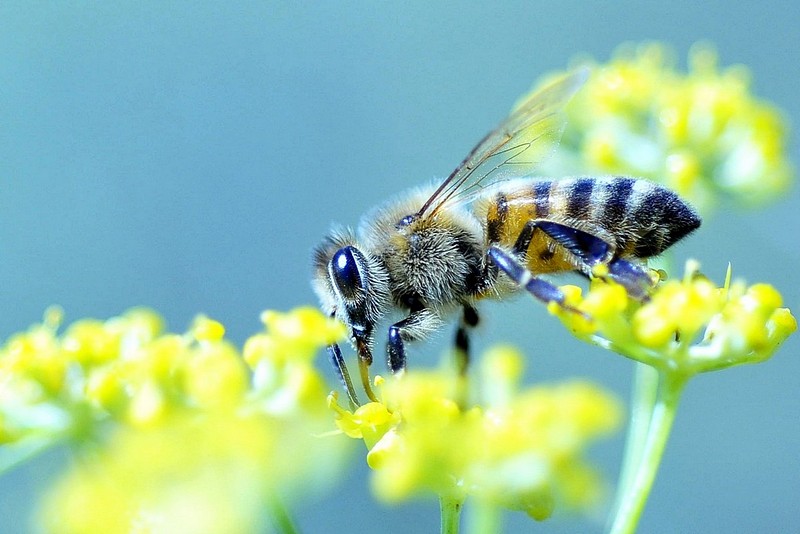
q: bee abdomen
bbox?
[483,176,700,261]
[579,176,701,258]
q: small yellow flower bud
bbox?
[127,381,166,426]
[62,320,120,366]
[770,308,798,337]
[182,344,248,409]
[85,367,127,415]
[481,345,527,409]
[745,283,783,309]
[190,315,226,342]
[43,305,64,331]
[330,398,398,449]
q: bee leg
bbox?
[605,258,654,300]
[485,219,572,307]
[488,245,572,308]
[387,308,442,374]
[450,304,479,409]
[533,221,655,299]
[534,221,613,265]
[354,337,380,403]
[454,304,479,376]
[326,342,361,407]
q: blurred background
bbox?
[1,2,797,533]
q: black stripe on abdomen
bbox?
[601,177,635,230]
[486,191,509,243]
[532,180,550,219]
[565,177,594,220]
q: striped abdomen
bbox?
[478,176,701,274]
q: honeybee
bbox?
[313,68,701,405]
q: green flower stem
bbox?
[440,495,463,534]
[611,362,658,519]
[467,500,501,534]
[608,372,687,534]
[268,496,300,534]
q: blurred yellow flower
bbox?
[245,307,345,416]
[533,42,794,213]
[0,307,351,533]
[42,412,312,534]
[329,347,622,521]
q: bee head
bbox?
[312,229,390,350]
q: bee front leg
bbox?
[387,308,442,374]
[326,342,361,407]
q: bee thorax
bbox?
[383,223,481,305]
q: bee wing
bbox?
[416,67,589,219]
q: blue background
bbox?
[1,2,798,533]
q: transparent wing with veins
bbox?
[415,67,589,219]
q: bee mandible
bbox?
[313,68,701,405]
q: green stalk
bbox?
[610,362,658,519]
[268,496,300,534]
[440,495,463,534]
[467,500,501,534]
[608,372,686,534]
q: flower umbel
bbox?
[329,347,622,522]
[551,262,795,534]
[555,261,796,376]
[533,42,794,213]
[0,307,351,533]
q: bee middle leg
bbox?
[386,307,442,373]
[487,220,576,309]
[488,244,575,308]
[454,304,479,376]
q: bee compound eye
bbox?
[330,246,367,301]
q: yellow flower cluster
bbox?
[535,42,793,213]
[553,261,796,376]
[0,307,350,533]
[329,346,622,520]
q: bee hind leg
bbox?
[533,220,654,299]
[605,258,654,300]
[488,219,597,316]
